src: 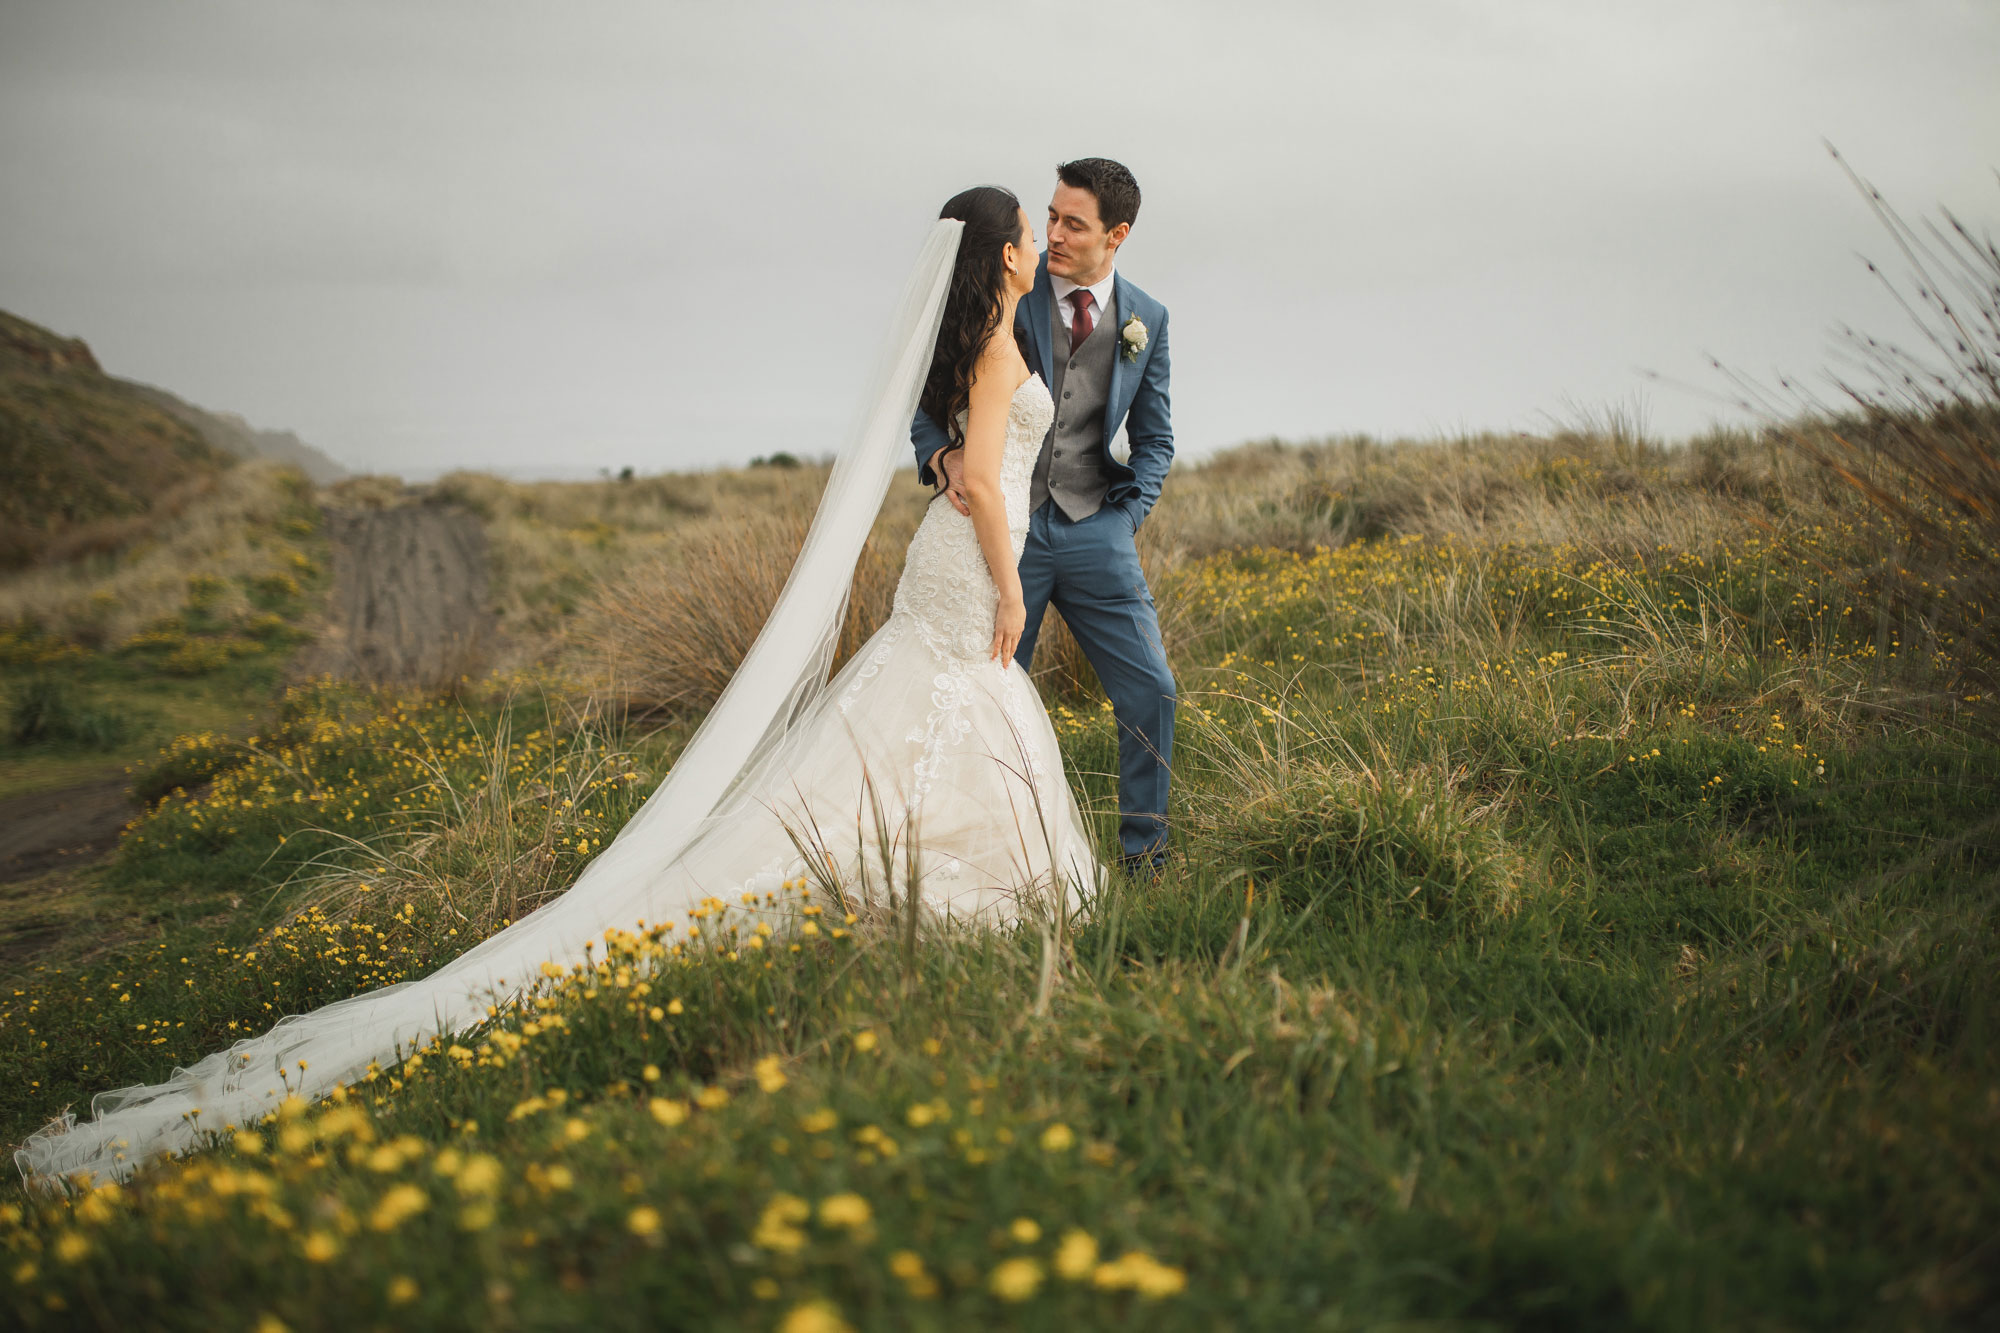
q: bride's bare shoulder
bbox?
[973,330,1032,399]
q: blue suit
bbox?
[911,255,1176,865]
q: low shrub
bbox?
[1214,757,1523,920]
[6,672,129,749]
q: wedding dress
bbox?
[17,218,1101,1191]
[601,368,1096,923]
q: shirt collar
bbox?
[1051,265,1115,314]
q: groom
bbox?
[912,157,1176,872]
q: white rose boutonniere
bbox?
[1119,314,1148,363]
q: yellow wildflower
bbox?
[817,1194,871,1229]
[777,1301,853,1333]
[627,1206,662,1237]
[1009,1217,1042,1245]
[369,1183,429,1232]
[75,1184,123,1224]
[755,1055,789,1093]
[454,1153,502,1197]
[1054,1229,1099,1279]
[386,1276,419,1306]
[1093,1250,1187,1298]
[649,1097,690,1127]
[1039,1123,1075,1152]
[988,1256,1045,1302]
[301,1231,341,1263]
[753,1193,811,1253]
[888,1249,940,1298]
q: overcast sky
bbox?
[3,1,1996,479]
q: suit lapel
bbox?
[1024,257,1054,387]
[1104,271,1133,450]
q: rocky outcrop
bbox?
[295,503,497,692]
[0,314,101,375]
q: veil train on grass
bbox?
[15,219,972,1191]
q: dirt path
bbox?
[0,773,135,884]
[297,503,497,691]
[0,500,496,969]
[0,774,153,977]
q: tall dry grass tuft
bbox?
[566,419,1856,718]
[1175,694,1528,921]
[280,691,645,938]
[582,496,920,717]
[1146,424,1813,568]
[1742,150,2000,706]
[0,461,317,648]
[319,462,862,675]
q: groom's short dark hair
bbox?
[1056,158,1140,231]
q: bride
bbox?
[17,187,1102,1189]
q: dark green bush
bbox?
[6,672,129,748]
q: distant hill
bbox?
[0,309,345,568]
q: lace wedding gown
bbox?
[641,370,1098,921]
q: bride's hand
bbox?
[991,595,1026,668]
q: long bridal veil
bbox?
[16,218,967,1191]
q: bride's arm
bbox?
[962,344,1028,667]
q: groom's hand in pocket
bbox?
[939,448,971,517]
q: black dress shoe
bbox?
[1115,855,1165,881]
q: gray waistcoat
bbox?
[1031,289,1118,520]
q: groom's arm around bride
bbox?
[912,290,1172,533]
[912,183,1173,532]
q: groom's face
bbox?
[1046,183,1128,285]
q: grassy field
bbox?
[0,410,1994,1330]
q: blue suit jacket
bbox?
[910,254,1173,524]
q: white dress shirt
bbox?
[1050,266,1116,351]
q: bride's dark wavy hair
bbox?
[920,185,1028,451]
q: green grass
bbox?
[0,656,303,799]
[2,473,1996,1330]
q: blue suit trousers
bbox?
[1015,499,1176,864]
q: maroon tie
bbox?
[1069,289,1096,351]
